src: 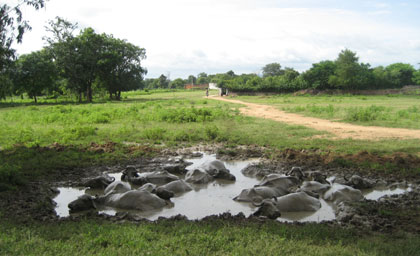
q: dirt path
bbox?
[210,96,420,140]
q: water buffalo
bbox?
[286,167,304,180]
[104,181,131,195]
[137,183,174,200]
[345,175,374,189]
[185,169,214,184]
[299,181,331,195]
[158,180,193,195]
[80,174,115,189]
[200,160,236,181]
[306,171,329,185]
[233,186,288,203]
[122,168,179,186]
[323,184,363,204]
[257,174,301,191]
[68,190,169,213]
[253,192,321,219]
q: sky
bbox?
[8,0,420,78]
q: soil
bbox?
[1,144,420,234]
[210,96,420,140]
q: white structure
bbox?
[209,83,218,89]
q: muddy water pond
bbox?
[53,153,412,222]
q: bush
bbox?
[205,125,219,140]
[345,105,387,122]
[143,128,166,140]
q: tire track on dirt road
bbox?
[210,96,420,140]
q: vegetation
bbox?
[2,17,146,103]
[1,219,419,256]
[1,90,420,191]
[234,94,420,129]
[0,0,46,100]
[1,4,420,256]
[217,50,419,93]
[0,91,419,255]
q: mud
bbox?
[1,145,419,234]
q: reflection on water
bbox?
[52,153,413,222]
[279,199,336,223]
[363,186,412,200]
[53,187,86,217]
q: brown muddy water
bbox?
[53,153,412,222]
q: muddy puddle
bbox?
[53,153,413,222]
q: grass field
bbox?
[1,90,420,255]
[234,94,420,129]
[1,219,419,256]
[1,90,420,190]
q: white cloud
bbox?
[10,0,420,78]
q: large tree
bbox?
[13,49,57,102]
[0,0,46,100]
[328,49,372,90]
[98,35,146,99]
[51,27,105,102]
[262,63,284,77]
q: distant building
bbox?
[209,83,218,89]
[185,84,209,90]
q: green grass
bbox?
[235,94,420,129]
[1,90,420,255]
[0,219,419,256]
[1,90,420,189]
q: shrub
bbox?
[143,128,166,140]
[345,105,387,122]
[205,125,219,140]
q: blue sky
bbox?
[9,0,420,78]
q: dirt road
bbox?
[210,96,420,140]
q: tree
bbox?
[303,60,336,89]
[1,0,46,100]
[1,0,46,69]
[43,17,78,45]
[372,66,391,89]
[13,49,57,103]
[283,67,299,82]
[0,71,13,100]
[262,63,284,77]
[170,78,185,89]
[413,69,420,85]
[226,70,236,78]
[385,63,415,88]
[187,75,196,84]
[328,49,372,90]
[97,35,146,99]
[158,74,169,89]
[197,72,209,84]
[51,27,105,102]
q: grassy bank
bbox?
[0,219,419,256]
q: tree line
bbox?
[146,50,420,93]
[1,9,147,102]
[214,50,420,93]
[1,2,419,100]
